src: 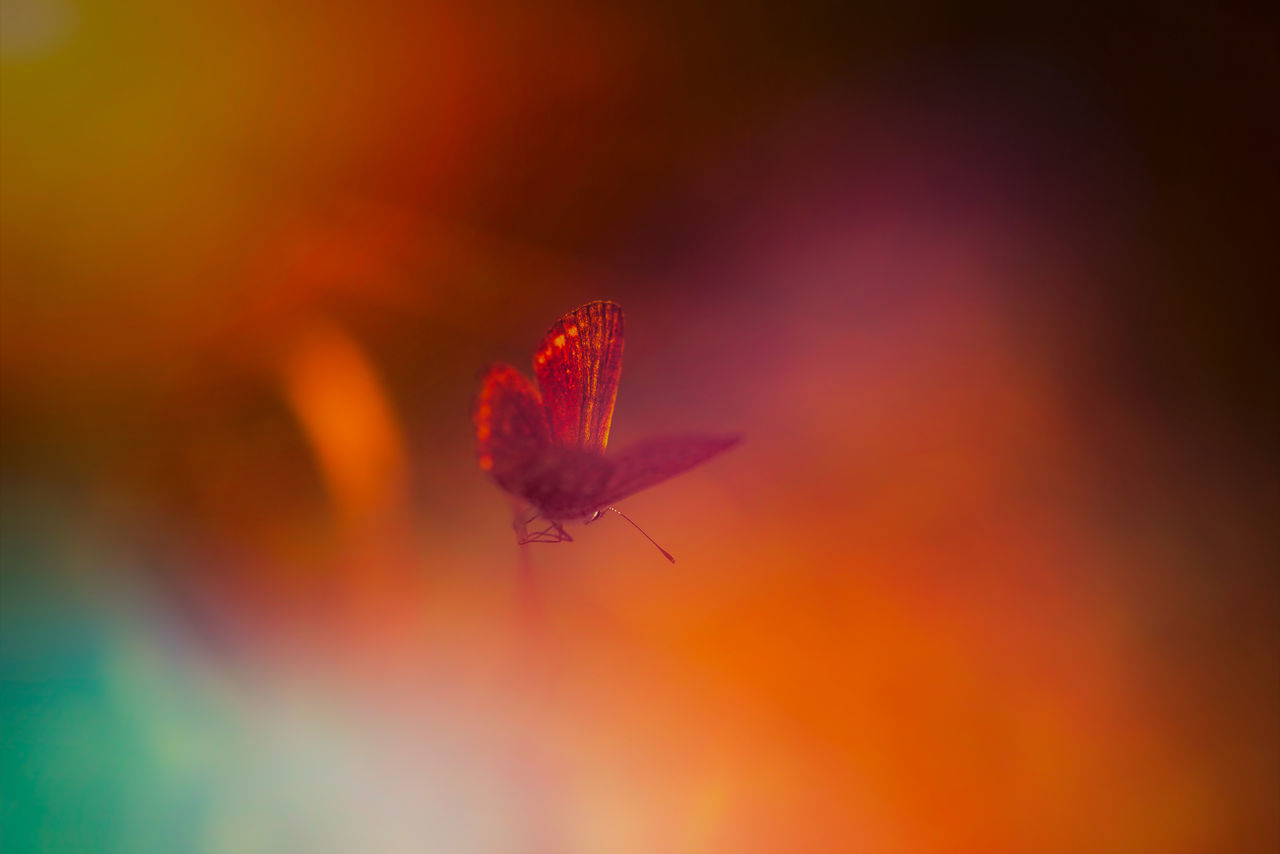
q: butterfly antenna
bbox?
[605,506,676,564]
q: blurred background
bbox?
[2,1,1277,852]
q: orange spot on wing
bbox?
[477,424,491,440]
[553,333,566,348]
[478,453,494,471]
[566,325,579,337]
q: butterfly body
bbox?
[475,301,739,547]
[498,446,612,522]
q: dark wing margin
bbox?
[599,433,742,506]
[533,300,624,454]
[474,364,550,488]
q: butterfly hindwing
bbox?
[600,434,742,506]
[474,363,551,489]
[533,300,624,454]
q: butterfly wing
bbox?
[533,300,624,454]
[474,363,551,491]
[599,434,742,506]
[475,363,613,519]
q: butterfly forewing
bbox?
[600,434,742,506]
[533,300,624,453]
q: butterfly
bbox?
[474,300,740,562]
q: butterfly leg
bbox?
[511,503,541,541]
[517,520,574,545]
